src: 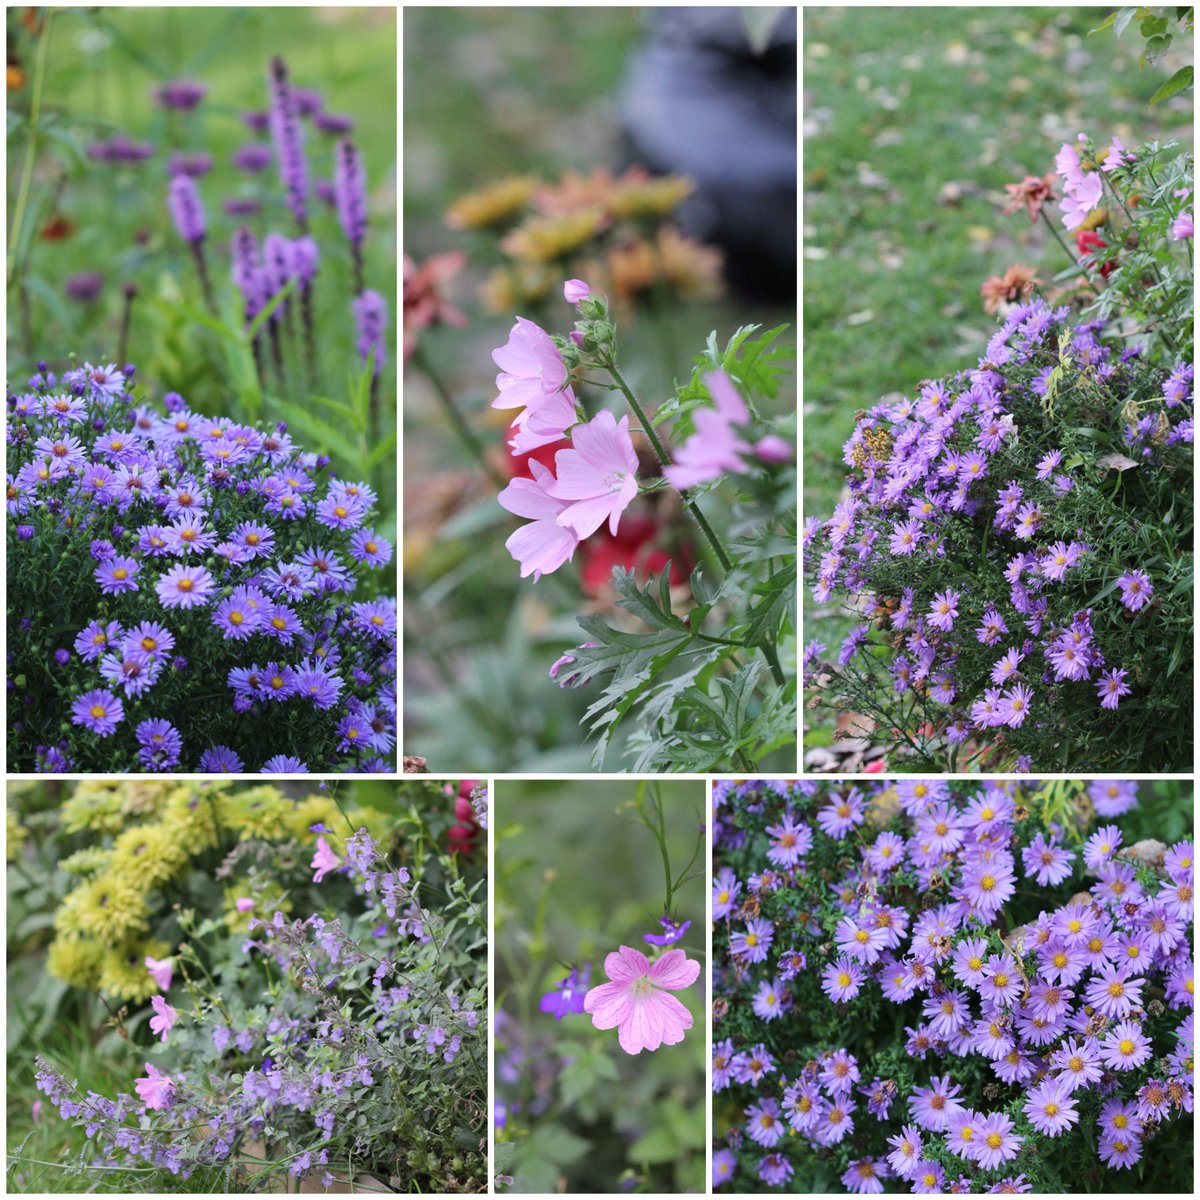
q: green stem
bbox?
[607,362,788,690]
[414,345,506,489]
[1038,208,1097,293]
[8,9,54,288]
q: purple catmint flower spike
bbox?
[268,56,310,233]
[334,137,368,290]
[168,175,215,314]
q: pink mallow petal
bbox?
[704,370,749,424]
[583,981,633,1029]
[605,945,652,983]
[648,948,701,990]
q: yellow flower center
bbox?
[1119,1039,1135,1056]
[89,704,106,719]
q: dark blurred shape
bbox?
[620,6,797,302]
[65,271,103,303]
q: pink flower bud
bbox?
[570,330,585,347]
[755,434,793,463]
[235,897,256,912]
[563,278,592,304]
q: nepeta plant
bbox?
[805,134,1193,772]
[24,781,487,1193]
[494,281,797,771]
[712,778,1194,1194]
[6,364,395,772]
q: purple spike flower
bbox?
[334,138,368,256]
[353,290,388,377]
[168,175,206,244]
[231,228,266,321]
[153,79,207,111]
[267,56,310,232]
[290,236,320,286]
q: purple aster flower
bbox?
[349,527,392,568]
[1115,568,1154,611]
[821,956,865,1002]
[91,554,139,595]
[816,788,865,838]
[199,745,244,772]
[71,688,124,736]
[842,1158,889,1194]
[746,1097,784,1147]
[729,916,773,963]
[1084,964,1143,1019]
[75,620,123,662]
[262,754,308,773]
[757,1153,792,1187]
[713,1147,736,1188]
[712,868,741,920]
[156,563,215,608]
[1023,1077,1078,1136]
[751,978,786,1022]
[135,719,183,771]
[1099,1020,1151,1071]
[1051,1036,1104,1091]
[928,588,960,631]
[1098,1134,1142,1170]
[731,1042,774,1086]
[909,1074,965,1133]
[1096,666,1132,709]
[1022,832,1075,885]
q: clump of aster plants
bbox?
[6,362,395,773]
[805,134,1193,773]
[492,280,797,771]
[712,777,1194,1194]
[15,779,486,1193]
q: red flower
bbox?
[579,513,693,595]
[1075,229,1114,278]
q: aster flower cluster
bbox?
[7,363,395,772]
[804,293,1192,772]
[712,778,1194,1194]
[23,780,487,1193]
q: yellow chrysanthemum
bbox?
[478,263,555,313]
[500,208,606,263]
[609,172,694,218]
[118,782,174,820]
[110,822,188,888]
[61,781,127,835]
[98,937,172,1003]
[286,795,344,844]
[7,808,28,861]
[47,936,105,988]
[162,784,224,852]
[222,785,289,841]
[59,846,115,876]
[444,175,538,230]
[74,874,150,944]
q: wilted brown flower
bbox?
[980,264,1040,314]
[1002,172,1057,222]
[402,251,467,362]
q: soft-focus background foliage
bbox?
[404,7,797,771]
[493,779,707,1192]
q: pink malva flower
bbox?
[583,945,699,1055]
[550,410,640,538]
[235,897,256,912]
[755,434,793,463]
[311,835,340,882]
[664,370,753,490]
[144,955,173,992]
[1172,210,1194,241]
[498,459,579,580]
[149,995,178,1043]
[134,1063,175,1110]
[563,278,592,304]
[491,317,578,452]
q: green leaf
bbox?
[740,564,796,647]
[246,277,296,342]
[1149,64,1194,103]
[627,1125,680,1165]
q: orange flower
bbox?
[656,225,723,300]
[980,264,1040,314]
[1002,173,1057,222]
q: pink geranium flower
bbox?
[144,955,173,992]
[583,945,699,1055]
[664,371,753,490]
[311,835,340,882]
[497,459,580,580]
[550,410,640,538]
[492,317,578,451]
[149,995,177,1043]
[134,1063,175,1110]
